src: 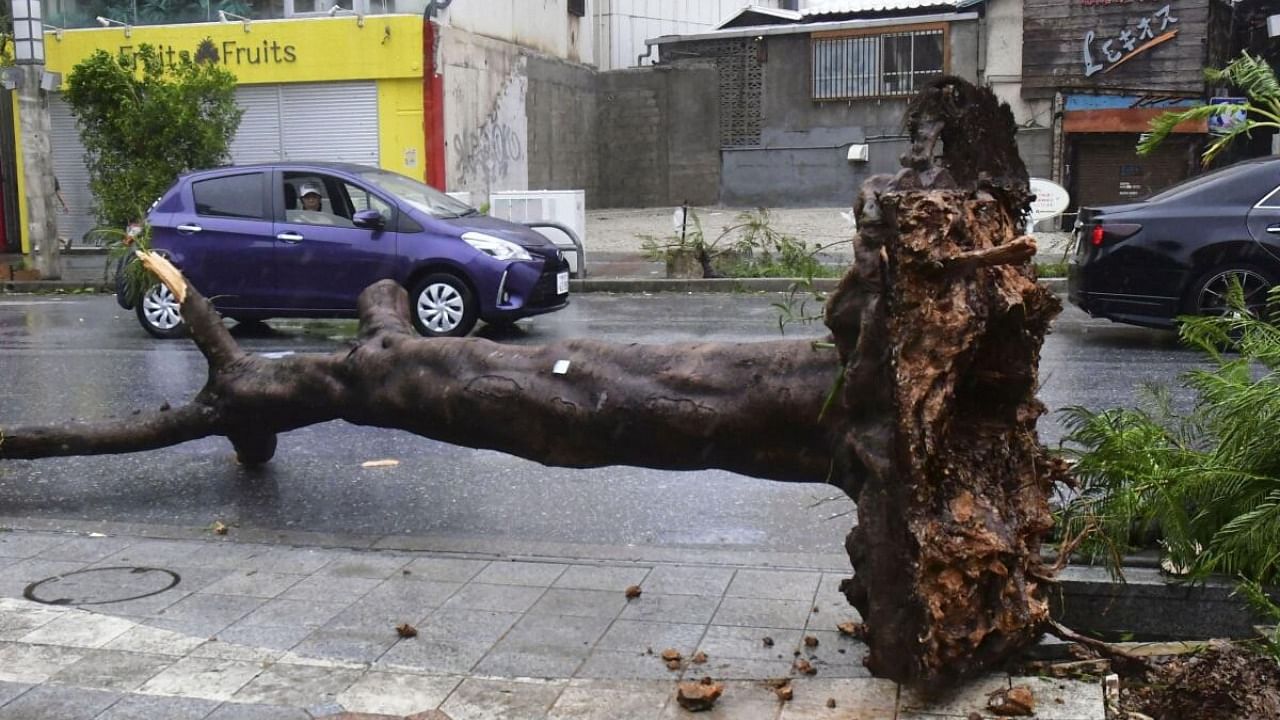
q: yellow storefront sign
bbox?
[43,15,423,85]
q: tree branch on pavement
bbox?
[0,76,1075,693]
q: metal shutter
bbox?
[48,96,97,246]
[228,85,284,164]
[280,81,379,164]
[1071,134,1195,208]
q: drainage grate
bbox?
[24,566,181,606]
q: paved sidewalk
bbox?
[0,523,1104,719]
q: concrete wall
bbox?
[442,27,598,203]
[442,29,530,199]
[443,0,593,65]
[983,0,1053,179]
[595,62,720,207]
[713,22,980,207]
[526,55,599,198]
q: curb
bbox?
[1,277,1070,295]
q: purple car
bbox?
[117,162,571,338]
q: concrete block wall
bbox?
[526,55,600,199]
[595,62,720,208]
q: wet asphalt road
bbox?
[0,293,1201,556]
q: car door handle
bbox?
[276,232,303,244]
[1268,225,1280,234]
[176,224,202,234]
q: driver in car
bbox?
[289,182,336,225]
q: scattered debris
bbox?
[692,651,708,664]
[1122,641,1280,720]
[666,659,682,671]
[625,584,642,599]
[676,677,724,712]
[967,713,983,720]
[793,658,816,676]
[762,636,775,647]
[661,648,683,662]
[803,635,819,648]
[774,682,793,702]
[645,647,653,655]
[361,459,400,468]
[812,606,819,613]
[836,621,867,640]
[827,698,837,708]
[210,521,228,535]
[987,685,1035,716]
[395,623,418,638]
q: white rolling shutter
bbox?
[48,96,97,246]
[280,81,379,164]
[228,85,284,164]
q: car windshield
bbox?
[358,170,478,218]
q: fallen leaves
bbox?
[395,623,418,638]
[803,635,819,648]
[987,685,1035,716]
[624,585,642,599]
[691,650,708,665]
[676,677,724,712]
[793,658,816,676]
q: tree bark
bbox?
[824,77,1068,688]
[0,77,1068,692]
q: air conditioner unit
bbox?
[489,190,586,276]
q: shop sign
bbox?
[116,38,297,68]
[1082,4,1178,77]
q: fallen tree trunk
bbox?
[0,77,1067,691]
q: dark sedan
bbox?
[119,162,571,339]
[1068,156,1280,329]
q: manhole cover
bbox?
[24,566,181,606]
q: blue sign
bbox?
[1209,97,1247,136]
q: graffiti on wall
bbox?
[449,63,529,197]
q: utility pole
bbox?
[9,0,61,279]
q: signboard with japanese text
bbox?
[1022,0,1222,99]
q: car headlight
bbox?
[462,232,532,262]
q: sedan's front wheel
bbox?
[1187,265,1277,320]
[409,273,478,337]
[136,283,187,339]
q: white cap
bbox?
[299,182,322,197]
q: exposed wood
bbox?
[1063,108,1207,134]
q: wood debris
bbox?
[987,685,1035,716]
[395,623,418,638]
[624,584,642,599]
[676,677,724,712]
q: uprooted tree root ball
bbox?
[1,77,1071,691]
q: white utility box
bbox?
[489,190,586,276]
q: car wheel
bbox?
[1186,264,1277,320]
[409,273,478,337]
[136,283,187,339]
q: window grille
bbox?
[811,28,945,100]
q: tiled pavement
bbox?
[0,525,1105,719]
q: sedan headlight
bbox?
[462,232,532,262]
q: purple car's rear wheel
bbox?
[409,273,478,337]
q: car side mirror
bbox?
[353,209,385,229]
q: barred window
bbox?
[811,27,945,100]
